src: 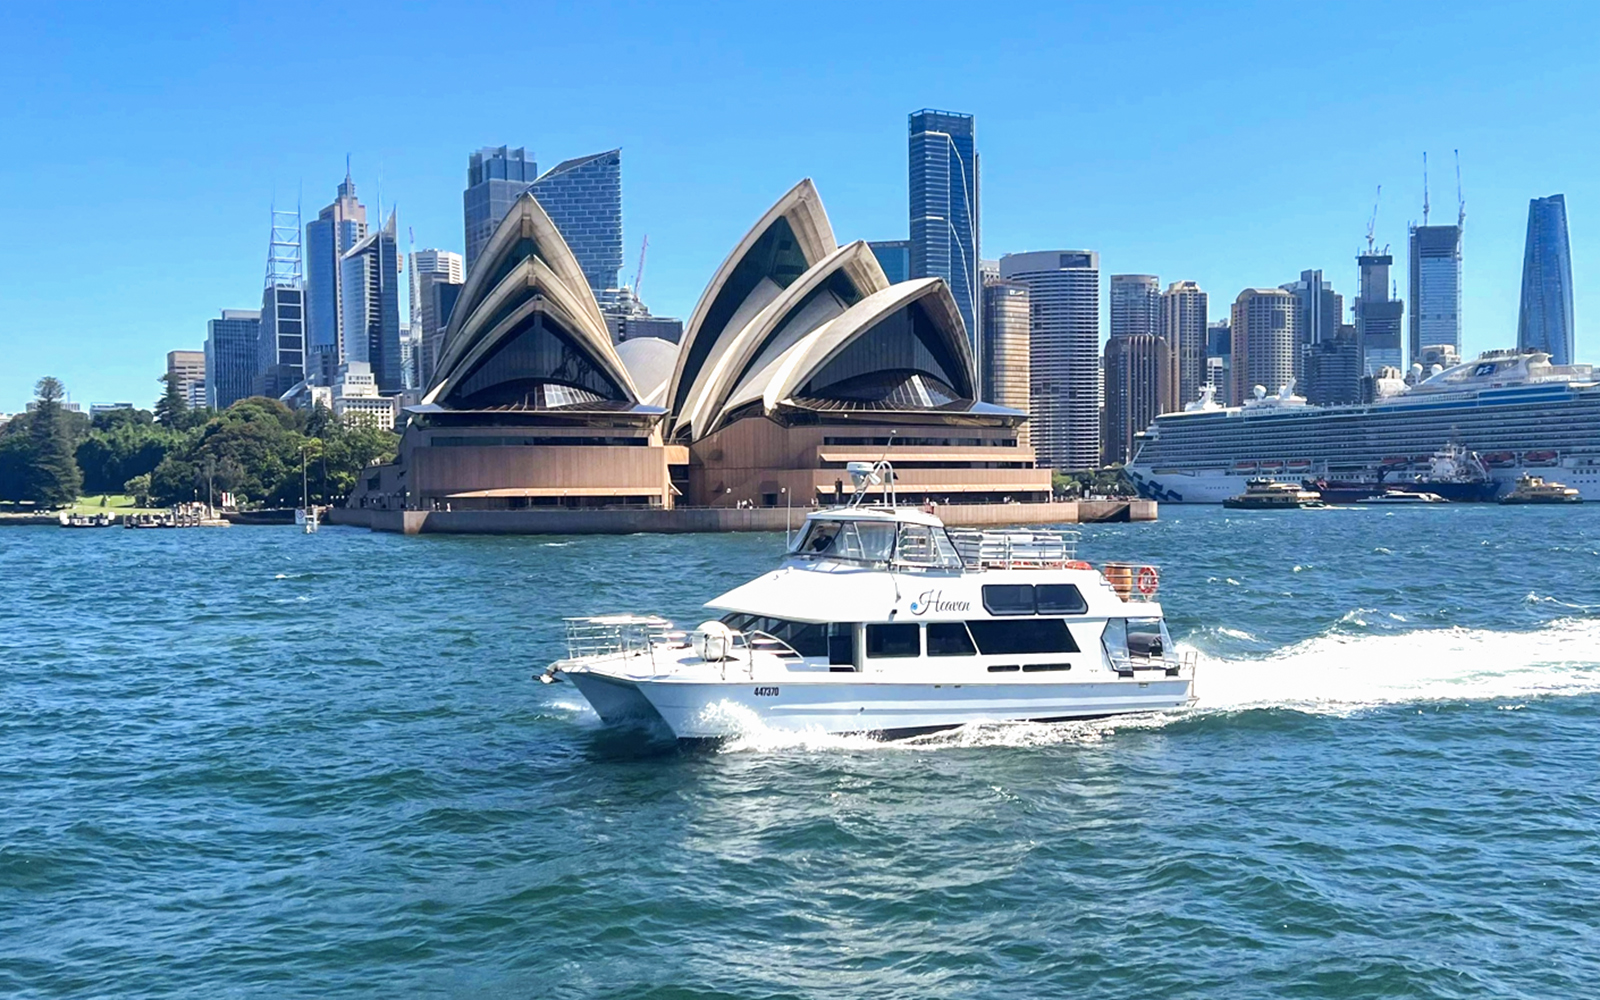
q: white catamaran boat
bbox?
[546,461,1195,739]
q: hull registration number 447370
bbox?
[753,686,780,697]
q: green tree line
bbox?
[1,375,398,508]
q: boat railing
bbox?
[563,615,678,661]
[1109,647,1194,677]
[948,528,1080,570]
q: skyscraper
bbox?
[204,309,261,410]
[1230,289,1299,404]
[1110,275,1161,340]
[1517,194,1575,365]
[1356,251,1404,375]
[341,211,403,393]
[1161,280,1209,409]
[463,146,536,276]
[166,350,206,410]
[529,150,624,305]
[1305,325,1363,406]
[305,166,368,383]
[868,240,911,284]
[981,278,1031,442]
[1000,251,1100,470]
[1207,319,1232,406]
[255,206,305,399]
[418,278,464,390]
[1408,222,1462,364]
[910,110,980,372]
[1279,269,1343,384]
[409,249,465,390]
[1103,333,1172,465]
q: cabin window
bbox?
[982,584,1036,616]
[828,623,857,667]
[1035,584,1087,615]
[866,623,920,658]
[719,614,829,658]
[896,524,937,565]
[798,521,841,554]
[966,619,1080,655]
[839,521,896,562]
[926,621,978,657]
[1127,618,1170,659]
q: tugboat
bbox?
[1498,474,1583,504]
[544,461,1194,739]
[1223,479,1326,510]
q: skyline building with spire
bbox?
[305,163,369,383]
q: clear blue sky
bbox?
[3,1,1597,412]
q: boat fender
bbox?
[695,621,735,662]
[1136,566,1160,596]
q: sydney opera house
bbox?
[351,180,1049,511]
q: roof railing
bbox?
[948,528,1080,570]
[562,614,678,661]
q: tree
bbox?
[26,377,83,506]
[124,473,153,507]
[154,374,189,428]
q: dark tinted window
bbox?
[720,614,827,657]
[926,621,977,657]
[1035,584,1087,615]
[966,619,1080,655]
[866,623,920,658]
[828,622,856,666]
[982,584,1035,616]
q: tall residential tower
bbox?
[1000,251,1100,471]
[1161,280,1209,409]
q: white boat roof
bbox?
[802,504,948,528]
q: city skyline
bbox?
[3,2,1598,411]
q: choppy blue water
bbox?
[3,506,1600,998]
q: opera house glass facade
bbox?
[352,181,1047,512]
[1518,194,1575,366]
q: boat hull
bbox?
[1128,465,1600,503]
[560,670,1192,739]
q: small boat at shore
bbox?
[545,461,1194,740]
[58,512,118,527]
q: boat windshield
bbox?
[791,517,963,568]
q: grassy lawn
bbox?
[65,494,169,516]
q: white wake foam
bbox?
[1190,617,1600,714]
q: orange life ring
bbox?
[1136,565,1160,596]
[1065,560,1093,571]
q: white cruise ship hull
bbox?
[564,668,1192,739]
[1126,464,1600,504]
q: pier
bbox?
[327,499,1155,536]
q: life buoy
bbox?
[1136,565,1160,596]
[1065,560,1093,571]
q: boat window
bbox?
[1035,584,1087,615]
[966,619,1080,655]
[828,622,856,667]
[719,614,828,658]
[797,520,841,554]
[982,584,1036,616]
[866,623,920,658]
[926,621,977,657]
[896,524,937,565]
[1101,618,1129,665]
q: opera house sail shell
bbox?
[350,181,1049,513]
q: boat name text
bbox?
[909,590,971,616]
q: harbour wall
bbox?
[328,500,1155,536]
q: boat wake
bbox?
[707,618,1600,754]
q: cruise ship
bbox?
[1126,351,1600,503]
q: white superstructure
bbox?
[548,462,1193,739]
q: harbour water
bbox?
[4,506,1599,997]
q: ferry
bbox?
[1127,351,1600,502]
[545,461,1194,739]
[1498,474,1583,505]
[1221,479,1326,510]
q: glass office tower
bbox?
[529,149,624,306]
[463,146,536,277]
[909,110,980,373]
[1517,194,1575,366]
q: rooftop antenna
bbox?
[1365,185,1381,254]
[1454,149,1465,229]
[1422,152,1430,226]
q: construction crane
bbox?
[1366,185,1382,254]
[1422,151,1430,226]
[632,235,650,297]
[1454,149,1466,229]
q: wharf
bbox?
[328,499,1155,536]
